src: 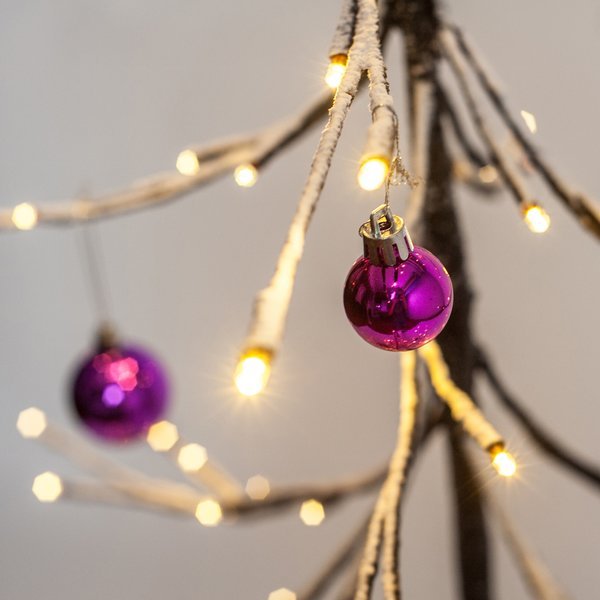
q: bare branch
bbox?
[476,348,600,490]
[447,24,600,241]
[381,352,420,600]
[490,498,572,600]
[438,29,531,210]
[298,508,371,600]
[0,91,332,231]
[435,81,489,169]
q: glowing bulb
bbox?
[357,156,389,191]
[234,349,272,397]
[234,164,258,188]
[299,499,325,526]
[177,443,208,472]
[268,589,296,600]
[523,203,551,233]
[195,499,223,526]
[478,165,498,184]
[245,475,270,500]
[520,110,537,134]
[490,447,517,478]
[32,472,63,502]
[176,149,200,176]
[146,420,179,452]
[16,407,47,439]
[324,54,347,89]
[11,203,38,230]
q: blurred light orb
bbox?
[234,164,258,187]
[177,443,208,472]
[268,589,296,600]
[16,407,47,438]
[299,499,325,526]
[11,202,38,230]
[523,203,550,233]
[245,475,271,500]
[195,499,223,526]
[176,149,201,176]
[32,472,63,502]
[147,420,179,452]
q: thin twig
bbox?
[476,348,600,490]
[60,480,197,517]
[436,81,488,169]
[160,436,245,502]
[438,29,531,209]
[470,451,573,600]
[381,352,419,600]
[405,79,433,232]
[448,24,600,241]
[298,508,372,600]
[227,466,385,518]
[355,352,421,600]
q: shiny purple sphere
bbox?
[71,346,169,442]
[343,246,453,351]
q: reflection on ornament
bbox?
[344,205,453,351]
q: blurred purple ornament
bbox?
[343,205,453,351]
[71,339,169,443]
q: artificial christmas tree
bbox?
[2,1,599,598]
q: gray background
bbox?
[1,1,599,598]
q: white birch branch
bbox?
[419,340,504,451]
[354,352,420,600]
[243,0,398,357]
[0,92,332,231]
[381,352,419,600]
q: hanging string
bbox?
[77,211,113,327]
[383,109,415,209]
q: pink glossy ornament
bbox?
[343,205,453,351]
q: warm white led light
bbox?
[16,407,47,438]
[177,443,208,472]
[11,203,38,230]
[176,149,201,176]
[195,499,223,526]
[146,421,179,452]
[234,164,258,188]
[523,203,551,234]
[357,157,389,191]
[32,472,63,502]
